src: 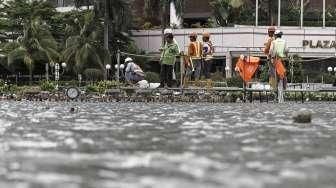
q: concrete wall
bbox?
[132,26,336,58]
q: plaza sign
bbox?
[303,40,336,48]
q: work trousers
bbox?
[192,59,202,80]
[202,59,212,79]
[160,64,174,87]
[278,79,284,103]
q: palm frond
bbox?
[7,46,27,65]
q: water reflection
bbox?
[0,101,336,188]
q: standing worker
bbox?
[202,32,214,79]
[264,26,276,89]
[269,30,288,103]
[188,32,203,81]
[159,29,180,88]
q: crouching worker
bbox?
[125,57,145,84]
[159,29,179,88]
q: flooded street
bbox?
[0,101,336,188]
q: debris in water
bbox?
[293,108,312,123]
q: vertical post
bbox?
[255,0,258,27]
[300,0,304,28]
[323,0,326,28]
[278,0,281,27]
[225,51,232,78]
[45,63,49,81]
[117,49,120,82]
[55,63,59,91]
[78,74,82,87]
[180,55,184,90]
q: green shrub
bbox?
[142,22,152,30]
[0,79,4,87]
[84,68,104,81]
[145,72,160,83]
[40,80,56,92]
[226,76,243,87]
[0,81,18,94]
[85,85,99,93]
[96,80,121,93]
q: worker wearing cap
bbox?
[159,29,180,87]
[269,30,289,103]
[188,32,203,80]
[125,57,145,84]
[264,26,276,89]
[270,30,288,59]
[202,32,214,79]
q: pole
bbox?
[300,0,303,28]
[117,49,120,82]
[180,55,184,90]
[278,0,281,27]
[323,0,326,28]
[255,0,258,27]
[45,63,49,81]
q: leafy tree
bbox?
[1,0,56,39]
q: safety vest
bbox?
[271,38,287,58]
[188,41,202,59]
[203,41,214,61]
[264,37,274,55]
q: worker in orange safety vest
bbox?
[188,32,203,80]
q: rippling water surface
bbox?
[1,101,336,188]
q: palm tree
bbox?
[7,19,59,85]
[62,12,110,77]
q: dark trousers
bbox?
[160,64,173,87]
[203,60,212,79]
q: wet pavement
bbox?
[0,101,336,188]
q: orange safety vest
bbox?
[235,56,260,83]
[188,41,202,59]
[264,37,274,55]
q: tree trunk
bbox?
[104,0,110,51]
[103,0,109,80]
[161,2,170,45]
[161,4,166,45]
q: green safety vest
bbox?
[272,38,287,58]
[160,42,179,65]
